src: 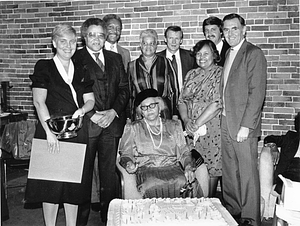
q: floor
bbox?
[1,160,104,226]
[1,160,274,226]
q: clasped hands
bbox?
[125,161,195,183]
[90,109,117,128]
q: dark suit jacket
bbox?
[264,131,300,183]
[220,40,267,139]
[117,44,131,72]
[157,48,196,84]
[218,40,230,67]
[73,47,129,138]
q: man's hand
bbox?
[237,126,249,142]
[90,109,117,128]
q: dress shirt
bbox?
[216,40,223,55]
[222,39,245,116]
[166,50,183,90]
[105,42,118,53]
[86,47,105,66]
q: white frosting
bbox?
[119,197,229,226]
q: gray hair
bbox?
[139,29,158,43]
[52,24,76,41]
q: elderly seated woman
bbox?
[118,89,209,199]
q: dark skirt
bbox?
[135,164,187,198]
[275,158,300,194]
[24,116,93,206]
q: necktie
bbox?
[93,52,105,72]
[171,55,178,76]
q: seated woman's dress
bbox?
[118,118,193,198]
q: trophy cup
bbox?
[46,115,83,140]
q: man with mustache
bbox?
[103,14,131,72]
[202,16,230,67]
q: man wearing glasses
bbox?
[73,18,129,225]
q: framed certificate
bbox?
[28,138,86,183]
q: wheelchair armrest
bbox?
[116,154,143,199]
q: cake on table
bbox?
[107,197,238,226]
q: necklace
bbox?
[144,117,163,149]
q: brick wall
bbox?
[0,0,299,139]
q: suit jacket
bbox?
[73,47,130,138]
[264,131,300,183]
[220,40,267,139]
[157,48,196,84]
[218,40,230,67]
[117,44,131,72]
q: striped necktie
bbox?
[93,52,105,72]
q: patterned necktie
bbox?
[171,54,178,76]
[93,52,105,72]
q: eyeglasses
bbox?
[140,102,158,111]
[87,32,106,40]
[141,42,157,47]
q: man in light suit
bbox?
[103,14,131,72]
[220,13,267,226]
[157,26,196,116]
[73,18,129,225]
[202,16,230,67]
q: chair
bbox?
[0,120,36,197]
[116,152,209,199]
[259,143,280,220]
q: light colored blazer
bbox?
[220,40,267,139]
[117,44,131,72]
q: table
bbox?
[107,198,238,226]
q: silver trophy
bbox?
[46,115,83,140]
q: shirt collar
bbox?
[166,49,180,60]
[86,46,104,59]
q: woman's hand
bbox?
[125,161,138,174]
[184,119,198,135]
[184,164,195,182]
[46,132,59,153]
[72,108,85,119]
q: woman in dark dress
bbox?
[24,24,95,226]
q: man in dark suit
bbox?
[103,14,131,72]
[157,25,196,116]
[73,18,129,225]
[202,16,230,67]
[220,14,267,226]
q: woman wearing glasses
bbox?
[128,29,177,121]
[118,89,209,198]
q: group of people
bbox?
[24,12,271,226]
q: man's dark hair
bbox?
[164,26,183,39]
[103,14,123,30]
[223,13,246,26]
[202,16,223,35]
[80,18,107,38]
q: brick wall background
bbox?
[0,0,299,140]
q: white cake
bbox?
[108,197,233,226]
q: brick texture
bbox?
[0,0,299,142]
